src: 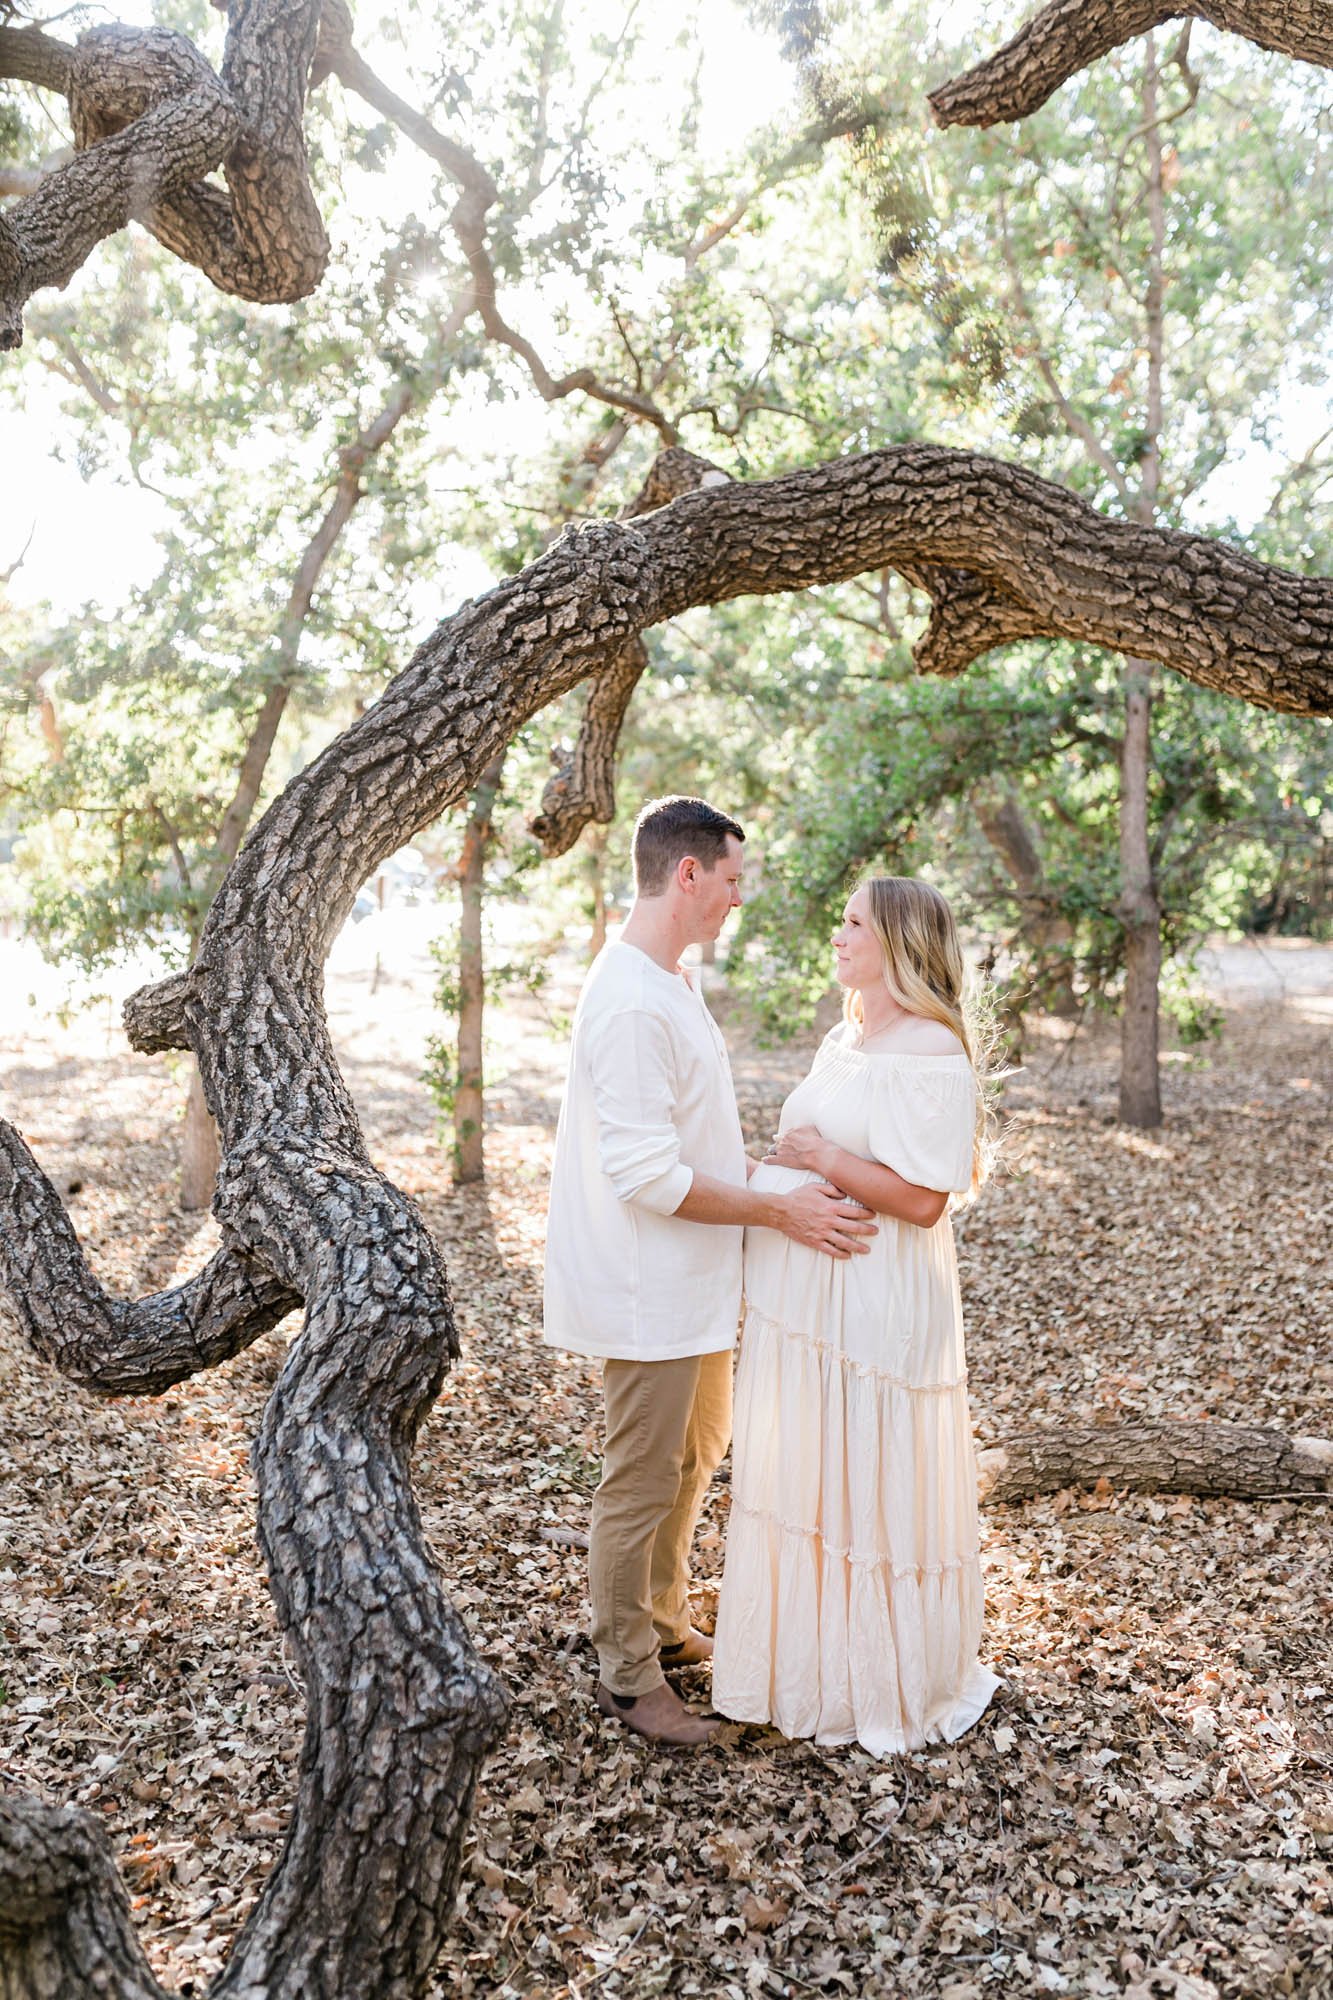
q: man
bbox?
[544,796,876,1746]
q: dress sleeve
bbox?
[865,1062,975,1194]
[584,1006,694,1216]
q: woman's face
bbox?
[832,886,885,992]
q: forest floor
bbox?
[0,925,1331,1999]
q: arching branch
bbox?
[0,22,73,94]
[929,0,1333,130]
[0,0,327,351]
[530,448,734,857]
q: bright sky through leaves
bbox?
[0,0,797,612]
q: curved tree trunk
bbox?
[2,443,1333,1996]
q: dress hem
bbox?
[715,1665,1002,1760]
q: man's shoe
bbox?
[659,1628,714,1668]
[596,1680,719,1746]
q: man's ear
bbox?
[676,853,699,892]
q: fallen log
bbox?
[977,1420,1333,1503]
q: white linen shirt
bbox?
[543,939,746,1361]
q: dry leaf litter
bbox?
[0,934,1330,1999]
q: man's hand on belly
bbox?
[775,1183,876,1260]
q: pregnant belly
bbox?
[744,1161,894,1324]
[747,1160,825,1197]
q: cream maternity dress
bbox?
[712,1022,1000,1756]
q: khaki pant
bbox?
[590,1350,733,1698]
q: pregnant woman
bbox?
[712,876,1000,1756]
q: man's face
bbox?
[685,834,744,944]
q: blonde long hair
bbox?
[843,876,998,1195]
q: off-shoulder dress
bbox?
[711,1021,1000,1756]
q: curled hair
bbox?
[632,795,745,896]
[844,876,999,1196]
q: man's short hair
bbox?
[632,795,745,896]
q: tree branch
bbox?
[528,636,648,857]
[0,1119,301,1393]
[929,0,1333,130]
[315,10,679,442]
[200,325,472,911]
[0,1,328,352]
[0,22,74,94]
[529,448,733,856]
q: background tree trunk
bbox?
[179,1058,220,1211]
[1118,659,1164,1125]
[585,822,609,959]
[1117,39,1167,1128]
[453,751,506,1185]
[974,784,1079,1014]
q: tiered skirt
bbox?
[712,1176,999,1757]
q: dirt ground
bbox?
[0,925,1330,1999]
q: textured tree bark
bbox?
[3,441,1332,1996]
[529,637,648,857]
[928,0,1333,130]
[977,1422,1333,1502]
[0,1797,168,2000]
[453,750,505,1185]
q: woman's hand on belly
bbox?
[763,1124,833,1177]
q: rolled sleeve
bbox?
[586,1008,694,1214]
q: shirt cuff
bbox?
[627,1161,694,1217]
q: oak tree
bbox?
[2,3,1332,1995]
